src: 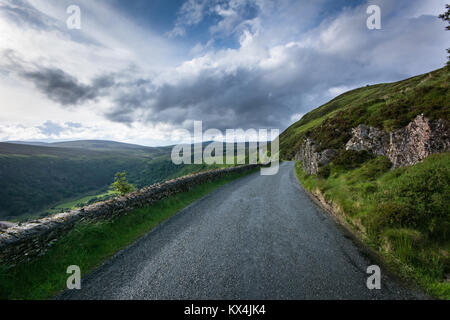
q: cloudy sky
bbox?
[0,0,448,146]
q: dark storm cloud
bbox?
[0,47,117,106]
[21,68,114,106]
[103,68,290,130]
[1,48,114,108]
[148,70,289,130]
[103,65,324,130]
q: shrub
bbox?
[382,228,424,255]
[110,172,135,196]
[370,202,418,231]
[357,156,392,181]
[382,228,446,279]
[370,154,450,240]
[310,113,353,151]
[318,165,331,179]
[361,182,377,194]
[332,150,375,171]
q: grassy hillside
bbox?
[0,142,221,221]
[280,66,449,159]
[281,66,449,298]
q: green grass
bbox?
[0,168,257,300]
[7,190,120,222]
[51,190,118,212]
[295,154,450,299]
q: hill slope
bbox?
[280,66,449,298]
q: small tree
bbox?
[110,171,135,195]
[439,4,450,65]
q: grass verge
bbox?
[295,154,450,299]
[0,168,257,300]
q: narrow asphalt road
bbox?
[59,162,420,300]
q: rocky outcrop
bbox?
[388,115,449,167]
[295,115,449,174]
[295,138,337,175]
[346,115,449,168]
[344,125,388,156]
[0,165,258,266]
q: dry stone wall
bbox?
[0,165,258,266]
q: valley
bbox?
[0,141,217,221]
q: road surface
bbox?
[59,162,421,300]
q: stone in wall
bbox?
[346,115,449,168]
[295,138,337,175]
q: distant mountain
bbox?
[51,140,156,151]
[4,141,50,147]
[3,140,170,151]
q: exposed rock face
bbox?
[344,125,388,156]
[295,115,448,175]
[295,138,337,175]
[0,165,259,266]
[346,115,449,168]
[388,115,449,167]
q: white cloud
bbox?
[290,113,305,122]
[328,86,354,97]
